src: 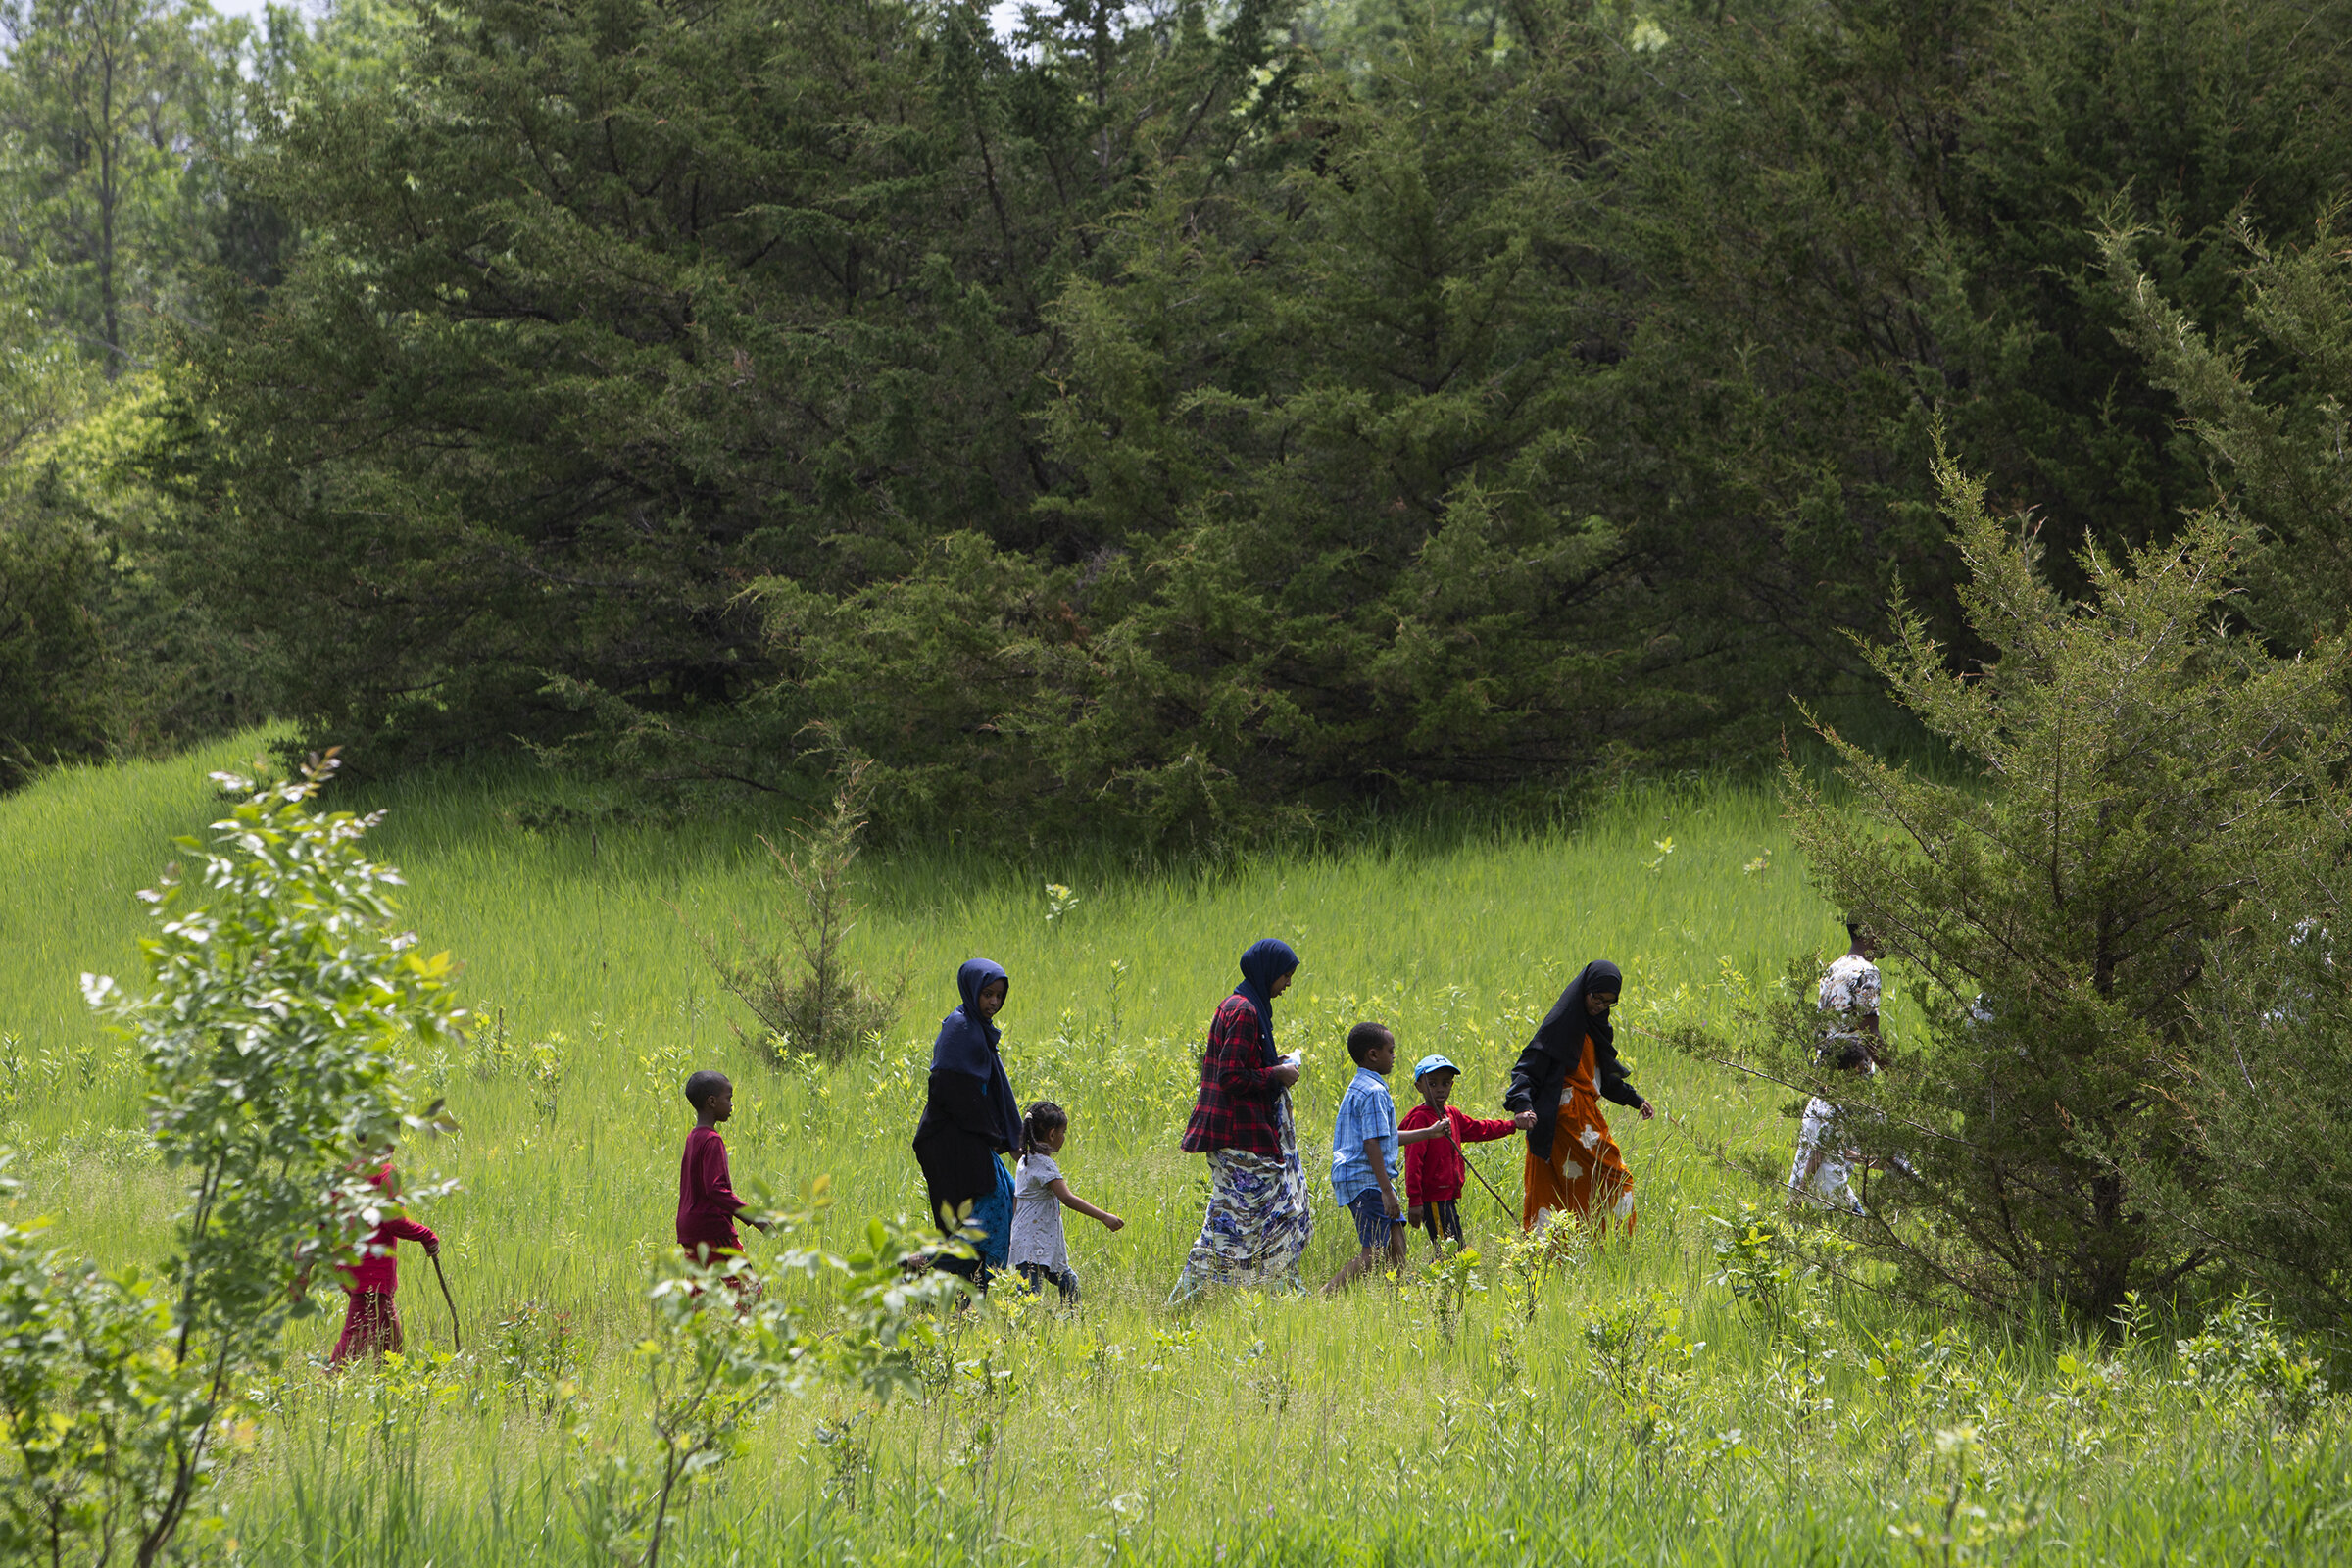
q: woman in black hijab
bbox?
[1502,959,1655,1233]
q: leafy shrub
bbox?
[576,1188,961,1568]
[495,1299,584,1424]
[0,756,462,1565]
[2175,1295,2332,1431]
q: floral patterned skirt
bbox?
[1523,1091,1635,1235]
[1174,1103,1314,1294]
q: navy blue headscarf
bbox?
[1234,939,1301,1066]
[931,958,1021,1142]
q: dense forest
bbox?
[3,0,2349,844]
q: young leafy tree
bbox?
[0,0,230,374]
[1775,452,2349,1324]
[74,753,460,1563]
[0,1175,176,1567]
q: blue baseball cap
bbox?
[1413,1054,1459,1081]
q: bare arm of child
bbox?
[1371,1139,1402,1218]
[1048,1178,1124,1232]
[1396,1121,1451,1146]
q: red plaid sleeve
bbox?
[1179,997,1286,1155]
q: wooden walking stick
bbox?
[1440,1118,1518,1224]
[1458,1144,1519,1223]
[429,1250,463,1354]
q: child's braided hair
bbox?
[1020,1100,1067,1160]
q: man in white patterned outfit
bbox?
[1788,922,1881,1212]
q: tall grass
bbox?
[0,736,2341,1565]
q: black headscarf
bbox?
[1234,938,1300,1066]
[1531,958,1623,1061]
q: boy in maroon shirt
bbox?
[678,1070,765,1264]
[1400,1054,1520,1254]
[329,1158,440,1365]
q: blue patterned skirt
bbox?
[1177,1099,1313,1290]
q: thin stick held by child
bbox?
[1009,1101,1122,1302]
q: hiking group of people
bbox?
[906,937,1675,1304]
[325,925,1890,1360]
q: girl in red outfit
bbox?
[1400,1054,1522,1252]
[329,1160,439,1366]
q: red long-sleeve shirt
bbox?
[676,1125,745,1254]
[1400,1103,1520,1204]
[341,1163,437,1295]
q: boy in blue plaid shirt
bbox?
[1323,1022,1452,1294]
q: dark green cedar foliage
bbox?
[139,0,2352,836]
[2166,901,2352,1332]
[168,0,1167,776]
[1778,454,2349,1324]
[0,510,109,785]
[1599,0,2352,677]
[767,12,1652,844]
[2107,216,2352,649]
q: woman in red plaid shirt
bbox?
[1167,939,1311,1303]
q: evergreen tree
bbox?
[1776,453,2348,1323]
[764,6,1692,843]
[1603,0,2352,687]
[160,0,1247,779]
[2107,215,2352,650]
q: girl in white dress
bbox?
[1009,1102,1124,1302]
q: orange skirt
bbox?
[1522,1092,1635,1234]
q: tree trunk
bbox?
[97,9,122,378]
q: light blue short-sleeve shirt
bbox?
[1330,1066,1400,1206]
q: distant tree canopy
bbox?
[3,0,2349,838]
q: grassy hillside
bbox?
[0,738,2342,1565]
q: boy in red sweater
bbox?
[678,1070,766,1265]
[329,1159,439,1365]
[1400,1054,1520,1253]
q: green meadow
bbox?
[1,736,2344,1565]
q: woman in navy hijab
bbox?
[912,958,1022,1288]
[1168,939,1313,1302]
